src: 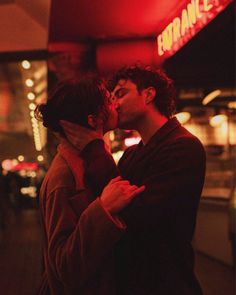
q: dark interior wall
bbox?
[0,133,36,162]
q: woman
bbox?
[36,76,144,295]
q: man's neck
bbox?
[137,112,168,145]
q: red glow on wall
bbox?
[0,83,11,132]
[97,40,163,74]
[157,0,232,58]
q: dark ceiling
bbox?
[49,0,187,42]
[48,0,235,88]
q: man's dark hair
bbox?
[35,75,109,134]
[109,65,176,118]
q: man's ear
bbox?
[144,87,156,104]
[87,114,97,128]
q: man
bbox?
[61,65,206,294]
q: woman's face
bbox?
[90,83,118,133]
[101,89,118,133]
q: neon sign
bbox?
[157,0,232,57]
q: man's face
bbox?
[111,79,146,129]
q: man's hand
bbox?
[100,176,145,215]
[60,120,102,151]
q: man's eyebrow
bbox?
[111,87,121,96]
[111,86,128,98]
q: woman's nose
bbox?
[114,100,119,110]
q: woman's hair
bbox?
[35,75,109,134]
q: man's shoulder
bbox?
[164,126,206,165]
[173,125,205,149]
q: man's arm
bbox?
[119,137,206,239]
[71,134,205,240]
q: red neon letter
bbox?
[173,17,181,42]
[181,9,190,36]
[195,0,202,18]
[203,0,213,11]
[157,35,164,56]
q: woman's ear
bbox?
[87,114,97,128]
[88,114,104,131]
[144,87,156,104]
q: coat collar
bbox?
[118,117,181,180]
[138,117,181,149]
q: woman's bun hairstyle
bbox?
[34,75,108,135]
[34,102,62,133]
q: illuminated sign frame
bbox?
[157,0,232,58]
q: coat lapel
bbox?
[119,118,181,182]
[57,143,86,191]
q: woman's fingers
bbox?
[130,185,145,197]
[109,176,122,184]
[125,185,145,198]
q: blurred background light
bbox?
[17,155,25,162]
[209,114,228,127]
[175,112,191,124]
[27,92,35,100]
[37,155,44,162]
[29,103,36,110]
[124,137,141,147]
[25,79,34,87]
[202,90,221,105]
[21,60,31,70]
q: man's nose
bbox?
[110,96,119,108]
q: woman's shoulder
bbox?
[41,153,76,195]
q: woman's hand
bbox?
[100,176,145,214]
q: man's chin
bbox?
[103,121,118,133]
[117,120,128,130]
